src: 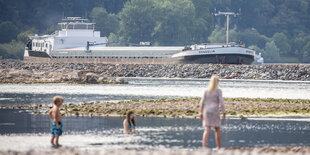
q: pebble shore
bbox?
[2,98,310,117]
[0,60,309,83]
[2,146,310,155]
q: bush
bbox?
[0,40,25,59]
[263,41,280,62]
[236,28,270,48]
[0,21,19,43]
[272,32,291,57]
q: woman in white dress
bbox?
[199,75,226,149]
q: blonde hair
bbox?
[53,96,64,105]
[208,75,219,92]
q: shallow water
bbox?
[0,78,309,106]
[1,78,309,150]
[1,109,310,151]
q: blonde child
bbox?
[48,96,64,147]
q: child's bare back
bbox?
[49,106,62,122]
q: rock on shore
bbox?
[0,60,129,84]
[0,60,310,82]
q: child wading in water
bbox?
[48,96,64,147]
[199,75,226,149]
[123,111,136,134]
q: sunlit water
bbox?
[0,78,309,106]
[1,78,310,150]
[1,109,310,151]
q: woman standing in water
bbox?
[123,111,136,134]
[199,75,226,149]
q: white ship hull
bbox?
[172,46,255,64]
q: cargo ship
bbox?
[172,11,260,65]
[24,16,262,64]
[172,43,256,64]
[24,17,183,64]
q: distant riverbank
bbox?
[0,60,309,83]
[2,98,309,117]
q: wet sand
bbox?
[1,146,310,155]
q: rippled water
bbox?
[1,78,309,150]
[1,109,310,151]
[0,78,309,105]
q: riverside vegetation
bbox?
[2,98,310,117]
[1,0,310,63]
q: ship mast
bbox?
[214,11,240,45]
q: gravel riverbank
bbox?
[2,98,309,117]
[0,60,309,83]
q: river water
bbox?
[1,109,310,151]
[0,78,309,106]
[0,78,310,150]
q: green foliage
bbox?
[248,45,264,55]
[272,32,291,56]
[263,41,280,62]
[152,0,197,45]
[119,0,157,43]
[0,22,19,43]
[302,42,310,63]
[237,28,270,48]
[119,0,214,45]
[17,31,34,43]
[208,26,270,48]
[45,25,58,35]
[108,33,119,43]
[208,25,226,43]
[107,33,121,46]
[0,0,310,62]
[0,40,25,59]
[90,7,120,37]
[188,0,213,42]
[208,25,241,44]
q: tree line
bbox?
[0,0,309,62]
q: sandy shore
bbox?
[2,98,310,117]
[2,146,310,155]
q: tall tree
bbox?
[0,21,19,43]
[152,0,196,45]
[118,0,157,43]
[190,0,214,43]
[89,7,120,37]
[272,32,291,57]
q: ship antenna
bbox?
[62,12,65,19]
[214,10,240,45]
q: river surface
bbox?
[0,78,309,106]
[0,78,309,150]
[1,109,310,151]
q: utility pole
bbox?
[214,11,240,45]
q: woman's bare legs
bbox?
[215,127,221,149]
[202,126,211,148]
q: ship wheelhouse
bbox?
[24,17,107,58]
